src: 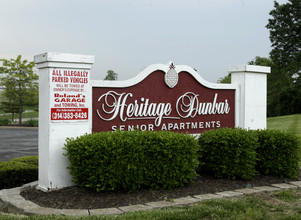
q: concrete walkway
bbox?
[0,127,38,161]
[1,181,301,216]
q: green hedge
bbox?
[197,128,259,180]
[25,119,38,127]
[255,129,301,178]
[0,156,38,189]
[10,155,39,166]
[64,130,199,192]
[63,128,300,192]
[197,128,301,180]
[0,118,10,126]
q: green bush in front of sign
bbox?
[197,128,259,180]
[197,128,301,180]
[64,130,198,192]
[255,129,301,178]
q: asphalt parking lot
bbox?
[0,127,38,161]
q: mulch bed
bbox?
[20,172,300,210]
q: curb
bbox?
[1,181,301,216]
[0,126,38,130]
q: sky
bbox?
[0,0,288,83]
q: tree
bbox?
[266,0,301,116]
[104,70,118,80]
[0,80,19,122]
[0,55,39,125]
[217,74,231,84]
[266,0,300,79]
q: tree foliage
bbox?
[0,55,38,124]
[104,70,117,80]
[265,0,301,116]
[217,74,231,84]
[266,0,301,79]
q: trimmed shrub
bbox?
[10,155,38,166]
[255,129,301,178]
[64,130,199,192]
[25,119,38,127]
[197,128,259,180]
[0,158,38,189]
[0,118,10,126]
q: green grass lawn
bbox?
[267,114,301,137]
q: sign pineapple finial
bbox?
[164,62,178,88]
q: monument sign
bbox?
[34,52,270,190]
[92,64,236,134]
